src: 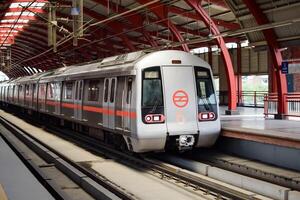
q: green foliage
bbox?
[242,75,268,92]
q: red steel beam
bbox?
[148,18,208,38]
[82,8,137,51]
[4,0,47,3]
[185,0,237,112]
[137,0,189,51]
[0,27,23,32]
[6,8,44,14]
[168,6,240,30]
[90,0,158,47]
[2,15,36,20]
[242,0,287,117]
[204,0,229,9]
[13,43,40,55]
[19,32,48,45]
[15,37,46,51]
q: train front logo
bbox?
[172,90,189,108]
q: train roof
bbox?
[2,50,211,84]
[39,51,146,82]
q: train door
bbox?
[123,77,133,132]
[161,66,198,135]
[103,78,117,129]
[54,82,62,115]
[74,80,83,121]
[103,78,110,128]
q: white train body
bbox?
[0,50,220,152]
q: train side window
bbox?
[64,82,73,100]
[18,85,23,100]
[75,82,78,100]
[78,81,83,100]
[12,85,15,100]
[54,82,61,101]
[104,79,109,102]
[19,85,23,93]
[47,83,54,99]
[88,80,100,101]
[25,84,30,96]
[126,78,132,104]
[14,85,18,100]
[110,78,116,103]
[32,84,36,96]
[39,84,46,100]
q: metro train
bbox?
[0,50,220,153]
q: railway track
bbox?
[47,127,260,200]
[0,116,135,200]
[0,110,271,200]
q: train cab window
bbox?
[64,82,73,100]
[104,79,109,102]
[194,67,217,106]
[88,80,100,101]
[110,78,116,103]
[142,67,163,107]
[126,78,133,104]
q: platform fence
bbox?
[217,91,267,108]
[264,93,300,118]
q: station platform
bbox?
[218,106,300,171]
[0,134,54,200]
[220,106,300,149]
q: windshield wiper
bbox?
[150,96,159,113]
[200,97,210,111]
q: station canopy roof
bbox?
[0,0,299,78]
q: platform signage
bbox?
[281,61,289,74]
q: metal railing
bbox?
[217,91,268,108]
[264,93,300,118]
[239,91,267,107]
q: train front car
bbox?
[132,50,220,153]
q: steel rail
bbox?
[0,115,136,200]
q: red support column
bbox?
[268,52,278,93]
[242,0,287,119]
[185,0,237,114]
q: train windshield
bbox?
[142,67,163,107]
[194,67,217,108]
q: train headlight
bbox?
[198,112,215,121]
[144,114,165,123]
[145,115,152,122]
